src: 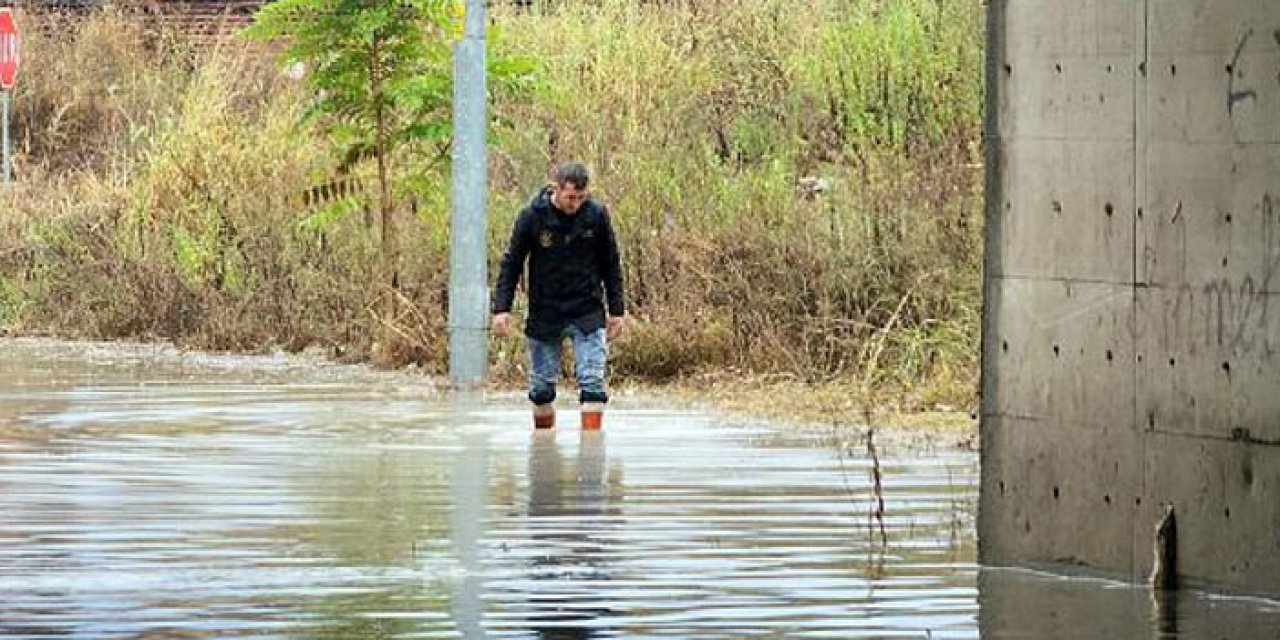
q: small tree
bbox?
[246,0,454,326]
[247,0,534,362]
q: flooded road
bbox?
[2,339,1278,638]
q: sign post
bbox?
[0,8,21,186]
[1,92,9,186]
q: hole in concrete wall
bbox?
[1137,354,1144,363]
[1053,345,1061,357]
[1052,200,1062,214]
[1002,340,1008,353]
[1104,494,1112,505]
[1055,63,1062,73]
[1137,207,1144,220]
[1136,497,1142,506]
[999,481,1006,495]
[1226,213,1233,223]
[1169,357,1176,367]
[1024,519,1032,533]
[1226,64,1233,75]
[1138,61,1147,76]
[1053,486,1060,500]
[1106,350,1113,361]
[1170,63,1177,76]
[1148,411,1156,428]
[1004,63,1012,75]
[1223,361,1231,373]
[1105,202,1114,216]
[1224,507,1231,519]
[1106,64,1113,73]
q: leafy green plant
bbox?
[245,0,457,277]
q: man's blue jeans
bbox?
[527,324,608,405]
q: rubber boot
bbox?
[532,403,555,429]
[580,402,605,431]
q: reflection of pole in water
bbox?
[525,430,613,639]
[450,432,489,639]
[529,430,562,518]
[576,432,607,518]
[1151,588,1179,638]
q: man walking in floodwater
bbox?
[491,162,626,430]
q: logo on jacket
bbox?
[539,230,555,248]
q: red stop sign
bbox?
[0,9,19,91]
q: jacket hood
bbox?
[530,186,555,212]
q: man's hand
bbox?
[492,312,513,337]
[607,314,626,340]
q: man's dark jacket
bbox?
[491,187,625,341]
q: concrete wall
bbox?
[980,0,1280,595]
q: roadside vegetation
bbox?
[0,0,984,413]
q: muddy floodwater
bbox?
[2,339,1278,638]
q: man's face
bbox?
[550,182,589,215]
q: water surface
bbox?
[1,339,1277,638]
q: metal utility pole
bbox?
[448,0,488,387]
[2,92,10,187]
[0,7,20,188]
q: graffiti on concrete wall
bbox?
[1155,194,1279,357]
[1153,27,1280,356]
[1230,26,1280,115]
[1227,29,1256,115]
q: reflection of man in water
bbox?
[526,430,616,639]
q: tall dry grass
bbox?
[1,10,450,366]
[488,0,983,405]
[0,0,984,407]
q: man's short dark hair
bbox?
[551,162,590,190]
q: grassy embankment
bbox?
[0,0,984,419]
